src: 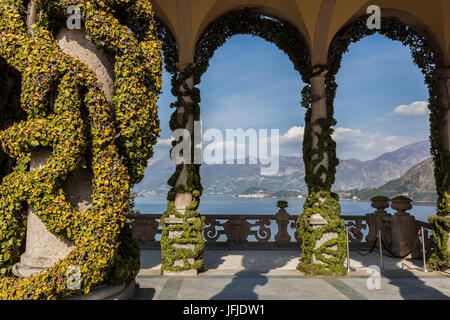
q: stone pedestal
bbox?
[388,214,421,258]
[309,213,338,265]
[383,198,420,258]
[162,213,200,277]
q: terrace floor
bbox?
[133,249,450,300]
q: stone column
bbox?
[440,69,450,265]
[56,29,115,103]
[444,70,450,194]
[309,72,329,181]
[173,65,195,213]
[310,72,338,266]
[297,69,346,275]
[446,73,450,260]
[426,68,450,270]
[13,25,113,277]
[161,63,204,276]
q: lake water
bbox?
[134,195,436,223]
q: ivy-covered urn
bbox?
[391,196,413,215]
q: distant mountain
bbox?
[134,140,431,196]
[347,158,437,202]
[334,140,431,190]
[134,156,306,196]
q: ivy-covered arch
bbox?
[158,8,313,274]
[327,16,450,270]
[194,8,312,81]
[0,0,162,299]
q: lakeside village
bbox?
[236,187,361,201]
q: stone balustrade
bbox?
[130,198,436,256]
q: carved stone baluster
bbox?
[223,217,251,243]
[346,217,366,247]
[204,216,223,243]
[275,201,291,244]
[253,218,272,243]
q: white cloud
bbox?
[332,127,417,160]
[152,125,419,162]
[280,126,304,142]
[200,125,416,161]
[155,137,173,147]
[393,101,429,117]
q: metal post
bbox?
[421,227,428,273]
[346,226,353,272]
[378,230,384,271]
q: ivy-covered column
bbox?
[297,68,347,276]
[0,0,161,299]
[10,3,73,278]
[160,64,204,276]
[428,68,450,270]
[12,4,104,279]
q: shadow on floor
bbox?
[139,249,162,270]
[209,251,298,300]
[132,288,156,300]
[383,270,450,300]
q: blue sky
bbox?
[153,33,430,162]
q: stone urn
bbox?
[277,200,288,209]
[391,197,413,215]
[370,197,390,214]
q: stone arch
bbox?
[326,13,450,269]
[326,14,445,193]
[154,16,179,75]
[195,3,312,55]
[328,13,444,75]
[194,8,312,82]
[159,7,312,276]
[152,2,178,45]
[326,13,445,170]
[328,8,445,64]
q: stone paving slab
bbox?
[135,249,450,300]
[134,274,450,300]
[139,249,439,276]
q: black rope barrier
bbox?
[351,228,424,259]
[355,236,379,256]
[380,230,422,259]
